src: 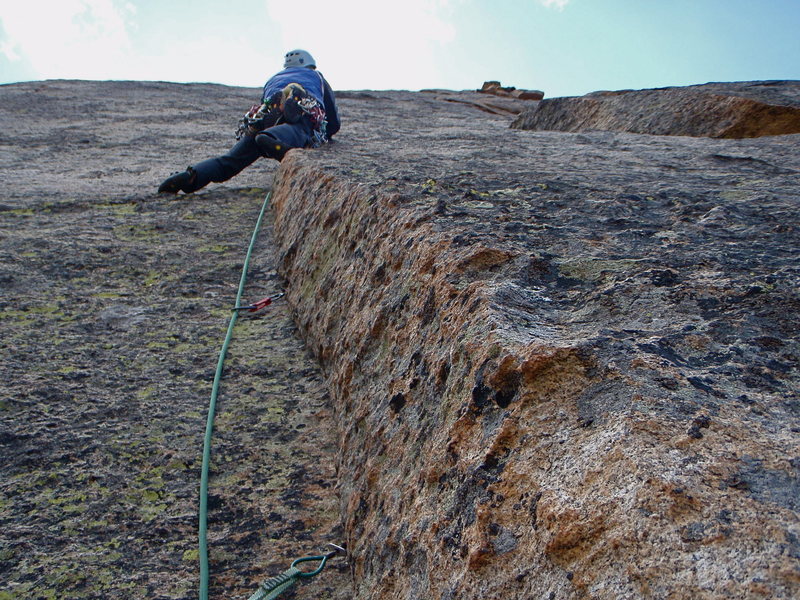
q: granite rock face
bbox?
[0,81,351,599]
[1,80,798,600]
[270,86,800,598]
[511,81,800,138]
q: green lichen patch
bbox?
[557,257,647,283]
[1,186,349,599]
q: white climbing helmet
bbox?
[284,49,316,69]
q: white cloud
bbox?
[128,34,272,87]
[264,0,460,90]
[1,39,20,62]
[539,0,570,10]
[0,0,134,79]
[0,0,462,88]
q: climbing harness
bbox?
[248,544,345,600]
[236,99,282,140]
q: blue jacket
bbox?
[262,67,340,137]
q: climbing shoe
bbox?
[255,134,287,161]
[158,167,197,194]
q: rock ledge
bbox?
[511,80,800,138]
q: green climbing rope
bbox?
[248,554,335,600]
[198,191,272,600]
[249,566,303,600]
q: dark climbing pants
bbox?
[189,120,314,191]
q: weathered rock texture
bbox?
[269,88,800,598]
[421,88,533,117]
[0,81,351,599]
[480,80,545,101]
[1,80,799,600]
[511,80,800,138]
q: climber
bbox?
[158,49,340,194]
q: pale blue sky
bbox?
[1,0,798,97]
